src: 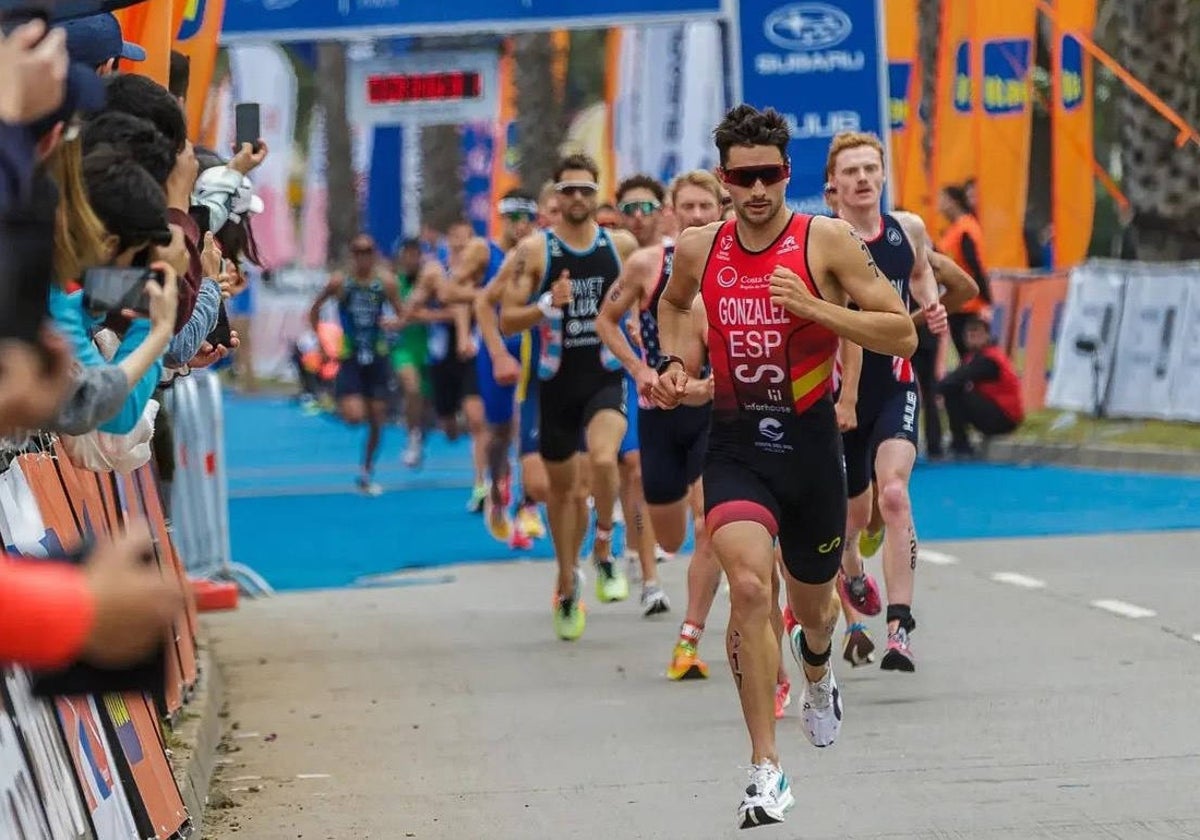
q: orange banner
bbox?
[885,0,928,217]
[1049,0,1097,268]
[1007,273,1070,411]
[972,2,1037,269]
[601,28,621,202]
[488,40,520,241]
[930,0,976,237]
[114,0,174,85]
[489,32,571,238]
[173,0,227,139]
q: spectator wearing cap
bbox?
[59,12,144,76]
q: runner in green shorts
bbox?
[392,239,433,467]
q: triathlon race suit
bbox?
[427,256,480,419]
[840,213,919,498]
[475,241,524,426]
[517,327,541,457]
[535,227,627,462]
[391,271,428,374]
[701,215,846,584]
[637,244,712,505]
[334,276,392,401]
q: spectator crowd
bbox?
[1,6,262,673]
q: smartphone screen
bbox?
[206,300,232,347]
[234,102,261,152]
[82,266,161,316]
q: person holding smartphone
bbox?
[46,143,179,435]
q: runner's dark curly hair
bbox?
[712,104,790,166]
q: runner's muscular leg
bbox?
[543,454,583,597]
[366,398,388,473]
[339,395,366,426]
[619,451,658,582]
[584,409,627,562]
[875,438,919,629]
[682,481,721,629]
[714,520,781,766]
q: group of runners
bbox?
[311,103,983,830]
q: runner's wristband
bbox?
[537,292,559,318]
[655,355,685,375]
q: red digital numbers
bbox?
[366,71,482,104]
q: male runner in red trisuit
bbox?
[650,105,917,829]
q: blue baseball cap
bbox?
[27,60,106,138]
[59,12,145,70]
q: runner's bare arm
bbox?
[791,217,917,358]
[382,276,406,325]
[597,246,656,378]
[928,250,979,315]
[440,237,490,304]
[836,338,864,406]
[499,233,549,336]
[474,248,521,359]
[610,228,640,262]
[405,262,455,324]
[680,294,714,407]
[656,224,712,370]
[893,212,940,311]
[308,272,344,333]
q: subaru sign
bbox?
[734,0,890,215]
[221,0,725,41]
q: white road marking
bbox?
[1091,599,1157,620]
[1191,634,1200,644]
[990,572,1047,590]
[919,549,960,566]
[296,774,332,780]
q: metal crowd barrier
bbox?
[162,370,273,597]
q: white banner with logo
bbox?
[2,667,93,840]
[677,21,725,176]
[227,42,298,269]
[1106,264,1191,420]
[1045,262,1127,414]
[299,107,328,269]
[1170,274,1200,421]
[0,704,53,839]
[612,26,644,181]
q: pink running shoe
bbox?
[836,571,882,616]
[880,627,916,673]
[774,680,792,719]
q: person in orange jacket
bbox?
[1,522,184,670]
[937,316,1024,459]
[937,184,991,358]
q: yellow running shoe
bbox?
[858,527,885,559]
[516,504,546,539]
[667,640,709,680]
[483,494,513,543]
[553,569,586,641]
[595,561,629,603]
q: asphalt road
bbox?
[204,530,1200,840]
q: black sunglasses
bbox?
[721,164,790,189]
[351,246,374,255]
[503,211,536,222]
[556,181,598,198]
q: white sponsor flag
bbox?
[227,43,299,268]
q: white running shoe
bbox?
[799,664,843,748]
[640,583,670,617]
[737,761,794,830]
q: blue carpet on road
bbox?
[224,395,1200,591]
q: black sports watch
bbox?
[655,355,685,375]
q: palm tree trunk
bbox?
[514,32,567,192]
[316,41,359,267]
[1117,0,1200,260]
[917,0,941,181]
[420,124,465,233]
